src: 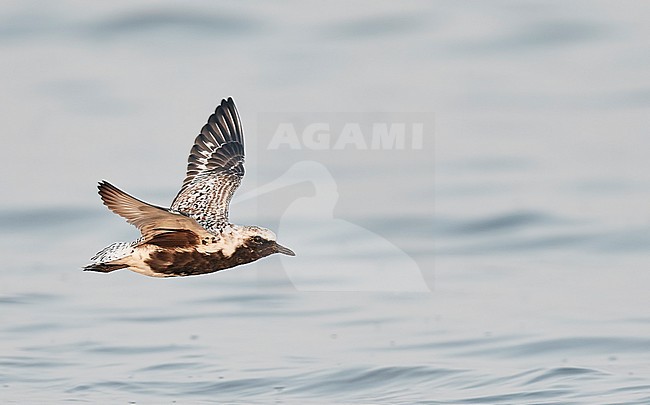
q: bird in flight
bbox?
[84,97,295,277]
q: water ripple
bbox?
[525,366,607,385]
[475,336,650,358]
[442,211,560,235]
[92,9,262,38]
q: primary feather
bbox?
[171,97,245,233]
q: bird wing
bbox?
[170,97,245,232]
[98,181,211,241]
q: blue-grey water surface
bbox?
[1,1,650,403]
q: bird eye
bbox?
[253,236,264,244]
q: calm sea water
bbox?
[2,1,650,403]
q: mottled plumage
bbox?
[84,98,294,278]
[171,99,245,233]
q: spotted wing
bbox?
[170,97,244,232]
[98,181,210,241]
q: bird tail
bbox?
[83,262,128,273]
[83,240,136,273]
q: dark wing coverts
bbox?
[170,98,245,232]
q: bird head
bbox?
[241,225,295,257]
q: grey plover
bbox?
[84,97,295,277]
